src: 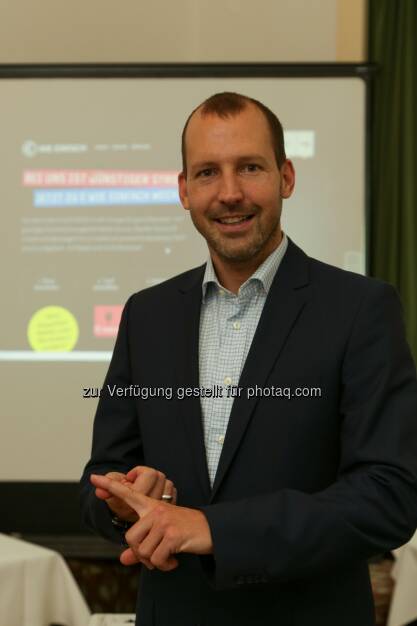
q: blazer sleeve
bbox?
[201,281,417,589]
[79,295,144,543]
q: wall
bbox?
[0,0,366,64]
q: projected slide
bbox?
[0,77,365,364]
[0,73,367,481]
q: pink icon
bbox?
[94,305,123,338]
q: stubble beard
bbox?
[192,211,281,264]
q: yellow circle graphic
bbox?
[27,306,79,352]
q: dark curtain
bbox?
[368,0,417,360]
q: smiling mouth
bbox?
[215,214,254,225]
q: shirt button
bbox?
[232,321,241,330]
[217,435,225,444]
[224,376,232,385]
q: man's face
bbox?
[178,105,295,266]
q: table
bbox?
[0,533,91,626]
[387,530,417,626]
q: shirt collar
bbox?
[202,232,288,301]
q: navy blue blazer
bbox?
[80,238,417,626]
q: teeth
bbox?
[218,216,248,224]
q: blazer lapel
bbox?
[176,267,212,502]
[210,240,310,501]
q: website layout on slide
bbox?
[0,78,365,363]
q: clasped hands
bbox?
[90,467,213,572]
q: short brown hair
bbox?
[181,92,286,175]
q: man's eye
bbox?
[242,164,261,173]
[197,168,215,178]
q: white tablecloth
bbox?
[0,533,91,626]
[388,530,417,626]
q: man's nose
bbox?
[217,173,244,205]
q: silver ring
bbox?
[161,494,173,501]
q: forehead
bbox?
[185,105,274,163]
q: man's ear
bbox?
[279,160,296,199]
[178,171,190,210]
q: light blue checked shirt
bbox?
[199,233,288,485]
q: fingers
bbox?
[126,466,160,484]
[123,512,177,571]
[122,512,158,570]
[125,466,143,482]
[94,472,126,501]
[125,467,178,504]
[127,523,165,569]
[120,547,149,567]
[125,510,154,547]
[161,479,174,502]
[132,469,166,500]
[106,472,126,481]
[90,470,180,573]
[121,540,178,571]
[94,486,111,500]
[90,474,148,514]
[148,474,169,500]
[150,536,179,572]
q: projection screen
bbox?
[0,66,369,482]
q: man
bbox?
[81,92,417,626]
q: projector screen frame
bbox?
[0,62,376,543]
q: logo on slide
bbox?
[22,140,38,158]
